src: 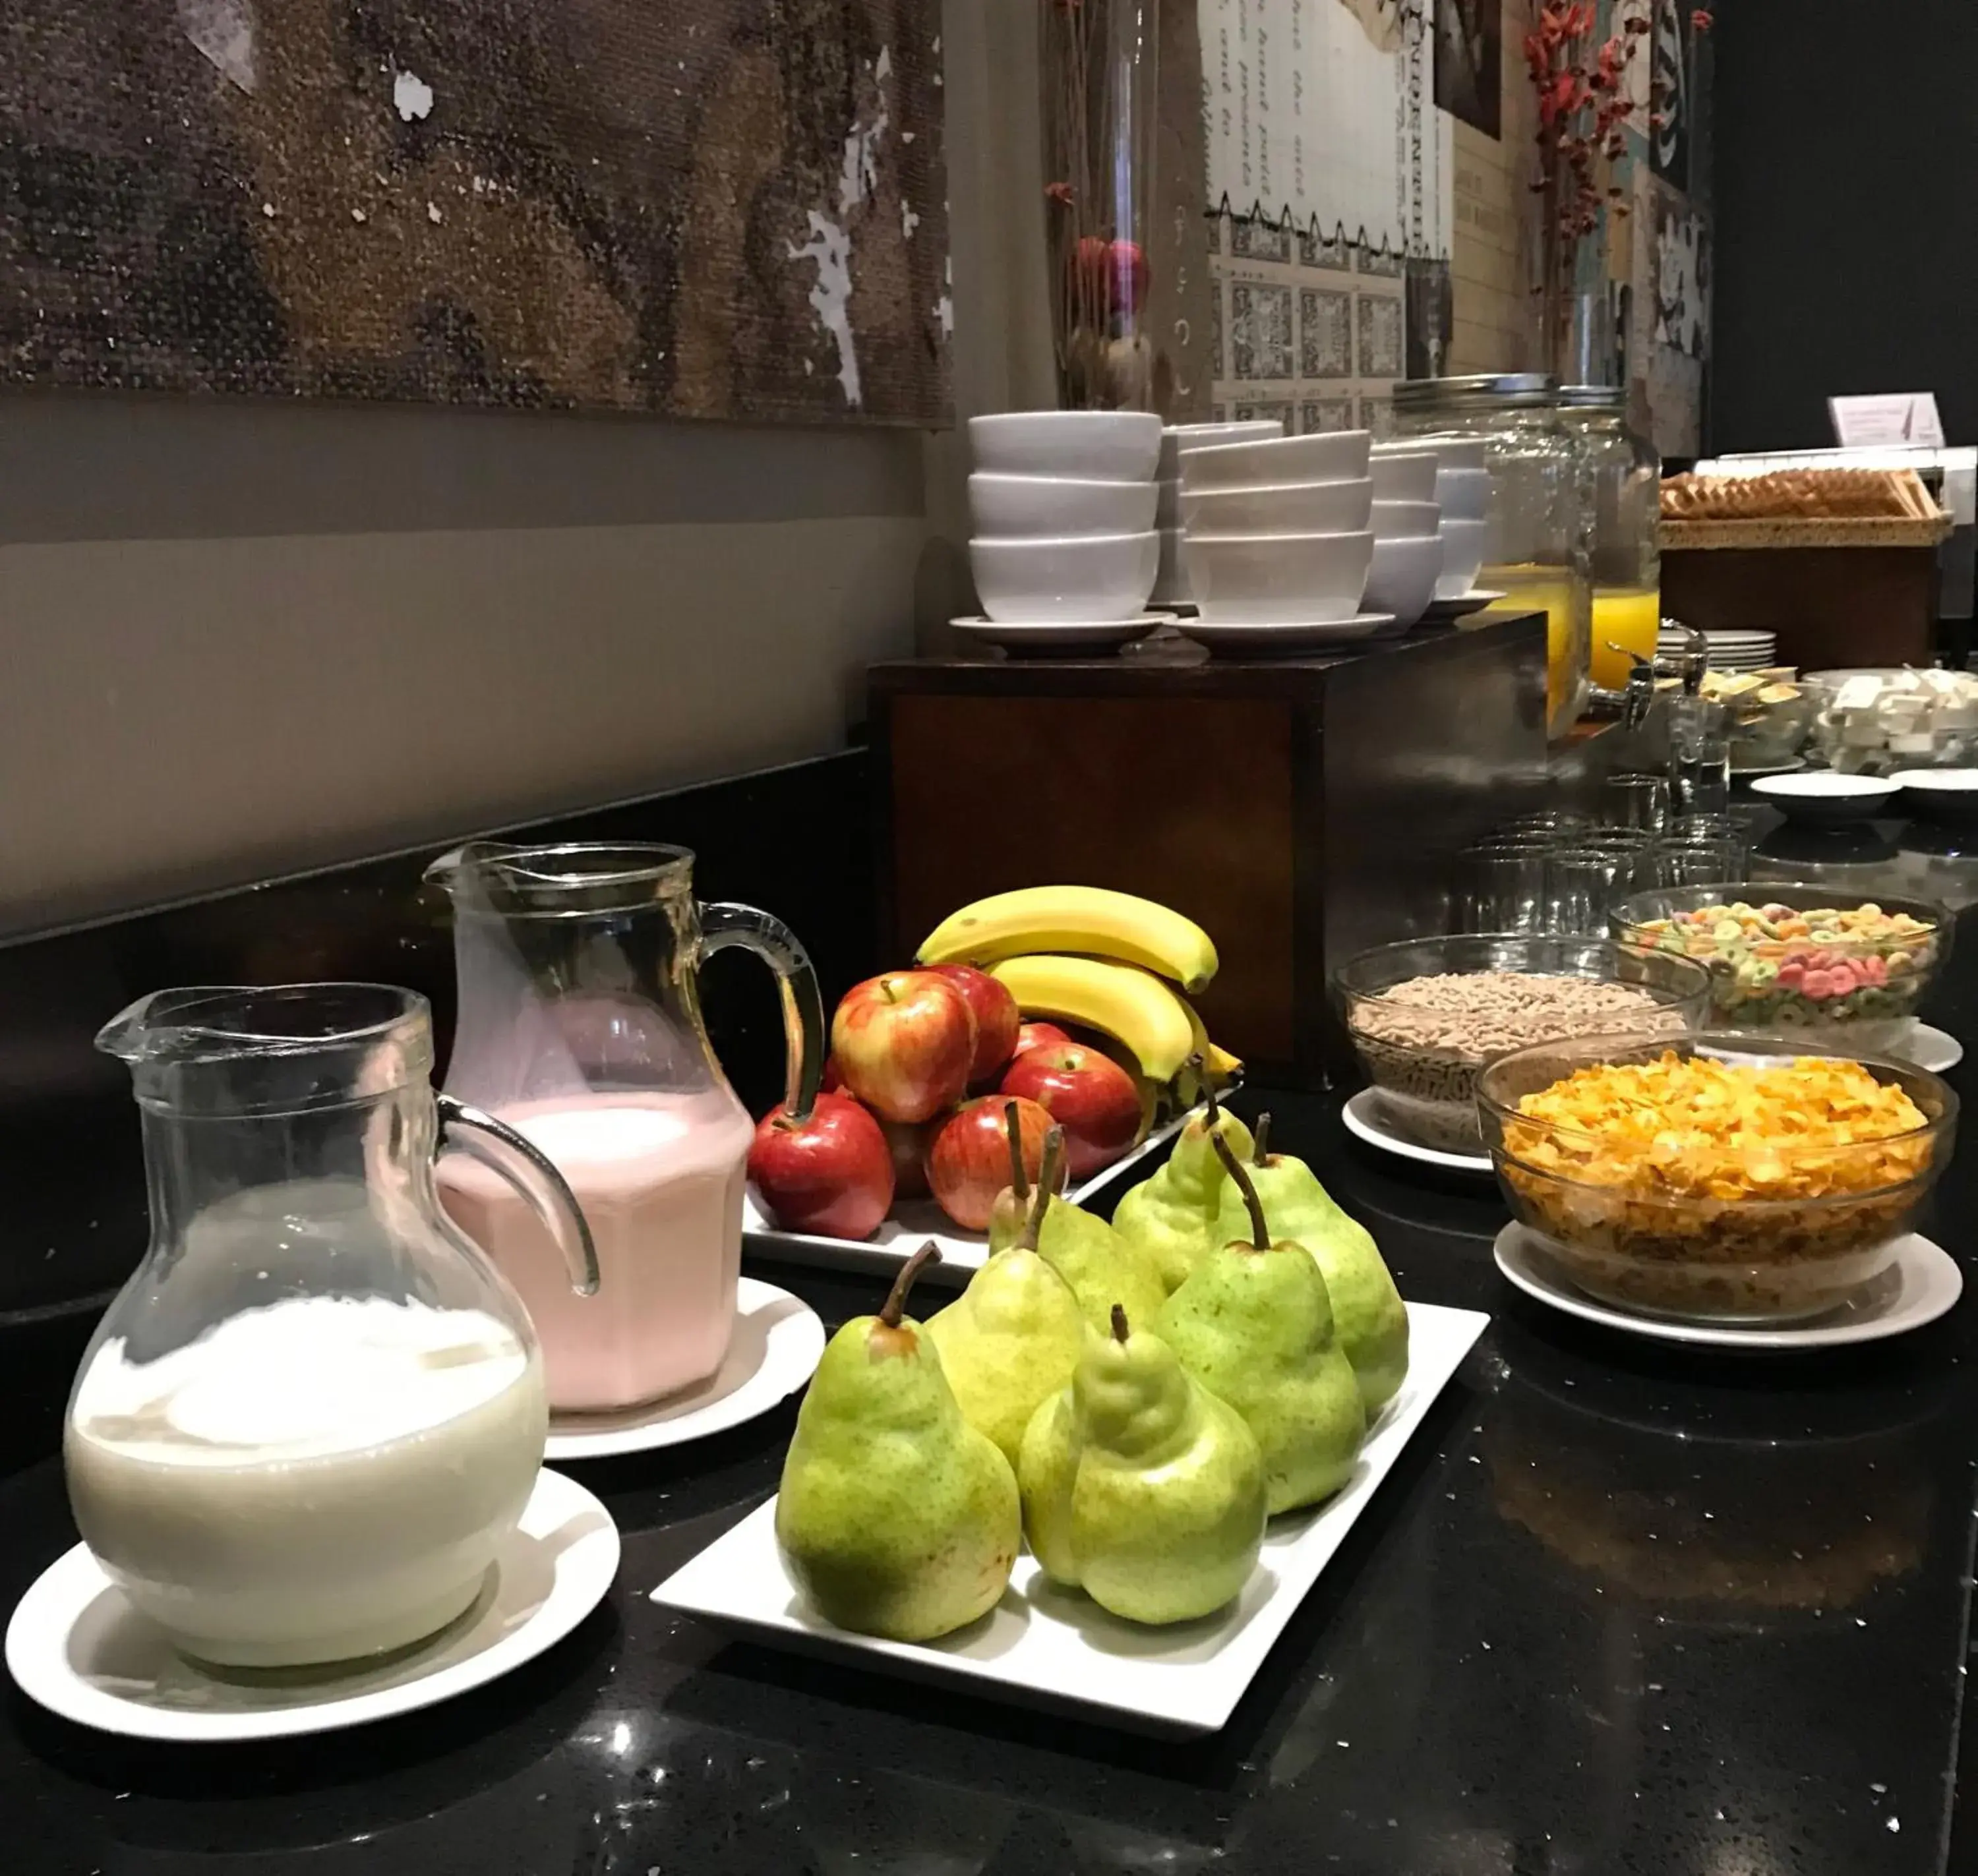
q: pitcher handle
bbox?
[700,902,827,1119]
[437,1094,601,1297]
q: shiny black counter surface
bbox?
[7,831,1978,1873]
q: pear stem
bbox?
[1211,1130,1271,1252]
[881,1241,942,1326]
[1110,1303,1131,1343]
[1036,1127,1064,1217]
[1253,1112,1272,1165]
[1195,1056,1218,1122]
[1018,1133,1058,1253]
[1005,1100,1029,1202]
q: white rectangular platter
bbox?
[651,1300,1488,1735]
[742,1103,1201,1285]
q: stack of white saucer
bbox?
[961,413,1162,651]
[1372,438,1491,602]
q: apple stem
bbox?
[881,1241,942,1327]
[1253,1112,1272,1165]
[1211,1130,1271,1251]
[1111,1303,1131,1344]
[1005,1101,1029,1202]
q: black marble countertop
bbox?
[7,833,1978,1873]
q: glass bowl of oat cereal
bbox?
[1333,936,1712,1154]
[1479,1033,1956,1324]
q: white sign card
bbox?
[1828,393,1947,450]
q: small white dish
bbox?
[969,411,1162,481]
[1893,769,1978,824]
[1900,1022,1963,1074]
[1750,771,1900,824]
[971,531,1158,623]
[745,1103,1199,1279]
[1180,430,1371,492]
[1159,419,1282,476]
[1493,1223,1962,1351]
[1433,465,1490,521]
[1371,498,1440,542]
[949,614,1164,656]
[1342,1088,1491,1173]
[545,1279,824,1460]
[1377,435,1487,473]
[1364,534,1444,628]
[1369,452,1437,501]
[1184,529,1374,624]
[1423,586,1505,621]
[1176,614,1394,655]
[1435,517,1489,597]
[1181,476,1373,538]
[5,1469,619,1743]
[969,473,1158,540]
[651,1301,1489,1737]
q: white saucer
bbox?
[5,1469,619,1742]
[1178,613,1395,655]
[545,1277,823,1459]
[1902,1023,1963,1074]
[1493,1223,1962,1351]
[1424,587,1504,620]
[1341,1088,1493,1173]
[950,614,1162,655]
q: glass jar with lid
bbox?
[1391,374,1592,741]
[1559,386,1661,695]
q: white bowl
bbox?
[1179,430,1372,492]
[1435,517,1489,597]
[1377,436,1488,473]
[971,531,1158,622]
[1364,534,1445,628]
[1434,466,1490,522]
[1750,771,1900,824]
[1372,498,1441,542]
[1181,477,1373,539]
[1892,769,1978,823]
[1182,530,1374,624]
[1151,525,1190,606]
[969,473,1159,540]
[1369,452,1437,502]
[969,411,1162,482]
[1159,419,1282,476]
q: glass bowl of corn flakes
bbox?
[1478,1034,1956,1323]
[1611,883,1949,1057]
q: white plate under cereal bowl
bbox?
[949,614,1163,657]
[1493,1222,1962,1351]
[651,1300,1487,1736]
[1342,1088,1493,1174]
[545,1279,824,1461]
[1178,614,1394,656]
[5,1469,620,1743]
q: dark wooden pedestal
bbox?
[870,618,1547,1087]
[1661,546,1939,670]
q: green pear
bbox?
[777,1244,1020,1641]
[928,1132,1090,1468]
[1110,1083,1257,1294]
[986,1124,1167,1337]
[1209,1115,1410,1417]
[1019,1303,1267,1625]
[1159,1134,1366,1513]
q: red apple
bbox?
[1012,1020,1074,1059]
[880,1115,931,1200]
[926,1095,1052,1232]
[925,964,1021,1086]
[999,1044,1145,1181]
[831,971,976,1124]
[748,1095,894,1241]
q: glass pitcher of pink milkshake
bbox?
[427,843,824,1416]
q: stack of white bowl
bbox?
[1176,430,1375,626]
[1152,419,1283,606]
[1364,450,1443,630]
[1373,438,1490,601]
[967,412,1162,624]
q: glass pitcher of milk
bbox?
[69,983,599,1668]
[425,842,825,1416]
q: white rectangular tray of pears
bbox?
[742,1104,1201,1285]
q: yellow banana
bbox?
[987,955,1198,1082]
[1181,999,1245,1091]
[918,887,1218,995]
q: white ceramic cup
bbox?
[1181,477,1373,539]
[1182,529,1374,624]
[970,531,1159,622]
[969,411,1163,482]
[969,473,1160,540]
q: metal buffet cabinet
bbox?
[870,616,1548,1088]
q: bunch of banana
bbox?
[917,887,1243,1101]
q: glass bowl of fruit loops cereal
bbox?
[1333,937,1711,1153]
[1611,883,1948,1056]
[1478,1034,1956,1323]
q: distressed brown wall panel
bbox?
[0,0,949,422]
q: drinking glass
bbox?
[1545,848,1631,935]
[1668,696,1733,816]
[1659,841,1748,888]
[1602,773,1671,832]
[1456,846,1550,934]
